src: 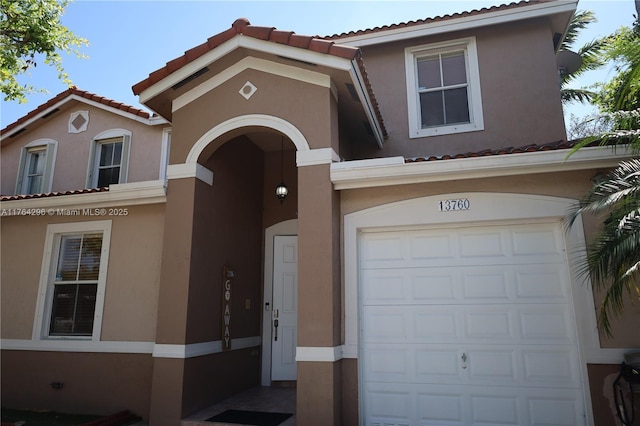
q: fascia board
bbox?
[139,35,352,104]
[337,1,578,48]
[349,61,384,148]
[1,95,164,142]
[330,146,630,190]
[0,180,166,211]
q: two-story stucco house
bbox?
[2,1,639,425]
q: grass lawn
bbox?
[1,408,101,426]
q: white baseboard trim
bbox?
[1,338,153,354]
[1,336,262,359]
[153,336,261,359]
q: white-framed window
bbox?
[33,221,112,340]
[405,37,484,138]
[15,139,57,195]
[86,129,131,188]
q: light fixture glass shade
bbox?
[275,182,288,203]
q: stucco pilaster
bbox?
[296,162,342,424]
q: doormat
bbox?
[206,409,292,426]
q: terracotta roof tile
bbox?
[131,18,386,139]
[132,18,360,96]
[0,187,109,202]
[323,0,547,40]
[1,87,152,137]
[404,140,584,163]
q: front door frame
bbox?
[261,219,298,386]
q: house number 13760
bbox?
[439,198,470,212]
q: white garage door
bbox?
[360,222,586,426]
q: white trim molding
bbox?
[0,180,166,212]
[139,36,352,105]
[166,163,214,185]
[1,95,167,141]
[153,336,261,359]
[296,346,343,362]
[331,146,631,190]
[1,338,153,354]
[186,114,310,164]
[173,56,332,113]
[405,37,484,138]
[32,220,112,342]
[296,147,340,167]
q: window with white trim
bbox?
[33,221,111,340]
[405,37,484,138]
[87,130,130,188]
[15,139,57,195]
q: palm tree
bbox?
[560,10,608,104]
[567,159,640,336]
[566,17,640,336]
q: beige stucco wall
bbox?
[1,101,166,195]
[0,203,164,341]
[1,350,153,419]
[355,18,566,159]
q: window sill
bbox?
[410,122,484,139]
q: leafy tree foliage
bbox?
[567,16,640,337]
[0,0,87,102]
[560,11,607,104]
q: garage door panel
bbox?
[364,343,581,388]
[364,382,583,426]
[362,264,569,305]
[360,223,585,425]
[361,224,566,269]
[363,304,574,344]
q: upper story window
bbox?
[33,221,112,340]
[15,139,57,195]
[405,37,484,138]
[87,130,130,188]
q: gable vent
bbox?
[172,67,210,90]
[41,108,60,119]
[8,128,26,138]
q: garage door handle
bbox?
[461,353,467,363]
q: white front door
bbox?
[271,235,298,381]
[360,222,586,426]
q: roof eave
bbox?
[1,92,166,143]
[331,145,629,190]
[333,0,578,48]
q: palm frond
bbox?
[566,158,640,336]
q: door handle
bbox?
[461,352,468,369]
[274,319,279,341]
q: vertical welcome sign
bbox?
[222,265,233,351]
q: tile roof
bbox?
[1,87,152,136]
[0,187,108,202]
[323,0,545,40]
[404,140,583,163]
[132,18,361,96]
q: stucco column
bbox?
[149,177,197,426]
[296,163,342,425]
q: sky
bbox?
[1,0,637,128]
